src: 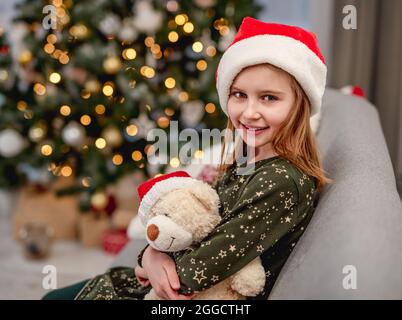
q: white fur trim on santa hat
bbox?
[138,176,196,226]
[216,34,327,117]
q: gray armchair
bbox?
[111,88,402,299]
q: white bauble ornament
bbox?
[0,128,26,157]
[118,18,139,42]
[61,121,86,147]
[133,0,163,34]
[98,14,121,36]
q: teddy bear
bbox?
[127,170,266,300]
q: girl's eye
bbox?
[163,213,169,217]
[263,95,278,101]
[230,91,245,99]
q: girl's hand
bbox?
[142,246,195,300]
[134,265,150,287]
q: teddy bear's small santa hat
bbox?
[137,171,195,226]
[215,16,327,117]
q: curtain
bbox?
[331,0,402,197]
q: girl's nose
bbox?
[147,224,159,241]
[243,100,260,119]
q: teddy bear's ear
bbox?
[187,181,220,213]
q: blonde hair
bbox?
[216,63,332,194]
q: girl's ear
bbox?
[187,181,220,213]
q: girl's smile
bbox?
[240,122,270,135]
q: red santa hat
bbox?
[216,17,327,117]
[137,171,195,225]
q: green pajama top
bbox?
[169,155,318,299]
[75,155,318,300]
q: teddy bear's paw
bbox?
[230,259,266,296]
[144,289,164,300]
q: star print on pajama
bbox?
[167,155,318,299]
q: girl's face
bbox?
[227,64,295,160]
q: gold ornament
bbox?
[85,79,101,93]
[102,126,122,148]
[103,56,122,74]
[29,121,47,142]
[91,192,107,210]
[69,24,89,39]
[19,50,32,64]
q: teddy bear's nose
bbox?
[147,224,159,241]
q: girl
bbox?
[44,16,331,300]
[134,17,331,300]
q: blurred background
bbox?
[0,0,401,299]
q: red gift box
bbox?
[102,229,129,255]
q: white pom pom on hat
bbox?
[215,17,327,117]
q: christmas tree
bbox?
[0,26,30,188]
[2,0,262,211]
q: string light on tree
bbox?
[122,48,136,60]
[192,41,203,53]
[33,83,46,95]
[61,165,73,177]
[205,102,216,113]
[41,144,53,156]
[125,124,138,136]
[174,14,187,26]
[140,66,155,78]
[164,77,176,89]
[102,82,114,96]
[183,22,194,33]
[95,138,107,149]
[196,59,207,71]
[131,150,142,161]
[80,114,91,126]
[112,154,123,165]
[168,31,179,42]
[60,105,71,116]
[49,72,61,84]
[95,104,105,115]
[157,116,170,128]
